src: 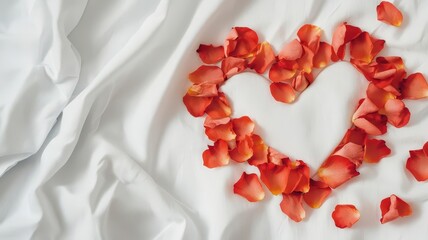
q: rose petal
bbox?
[303,179,332,208]
[318,155,360,189]
[350,32,374,63]
[187,83,218,97]
[230,135,254,163]
[332,23,362,60]
[406,149,428,181]
[258,162,290,195]
[424,142,428,156]
[269,62,297,83]
[284,160,310,193]
[278,39,303,61]
[297,24,322,53]
[364,138,391,163]
[233,172,265,202]
[377,1,403,27]
[183,93,213,117]
[189,65,224,85]
[247,42,276,74]
[270,82,296,103]
[401,73,428,100]
[333,142,364,167]
[280,193,306,222]
[332,204,360,229]
[313,42,333,68]
[225,27,259,57]
[292,72,313,92]
[380,194,412,224]
[221,57,246,79]
[205,92,232,119]
[203,140,230,168]
[383,99,410,128]
[352,98,379,121]
[248,134,269,166]
[353,113,387,136]
[232,116,255,140]
[205,121,236,142]
[340,127,368,146]
[268,147,290,166]
[366,83,396,109]
[197,44,225,64]
[204,116,230,128]
[296,45,314,73]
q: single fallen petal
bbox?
[269,62,297,83]
[204,116,230,128]
[377,1,403,27]
[313,42,333,68]
[350,32,374,63]
[197,44,225,64]
[187,83,218,97]
[230,136,254,163]
[353,113,387,136]
[247,42,276,74]
[318,155,360,189]
[332,23,362,60]
[233,172,265,202]
[183,93,213,117]
[401,73,428,100]
[364,138,391,163]
[205,92,232,119]
[205,121,236,142]
[383,99,410,128]
[380,194,412,224]
[279,39,303,61]
[258,162,290,195]
[248,134,269,166]
[333,142,364,167]
[366,83,396,109]
[340,127,368,146]
[232,116,255,140]
[188,65,224,85]
[221,57,246,79]
[280,193,306,222]
[297,24,322,53]
[203,140,230,168]
[332,205,360,228]
[296,45,314,73]
[406,149,428,181]
[303,179,332,208]
[270,82,296,103]
[224,27,259,57]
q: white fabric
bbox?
[1,0,428,239]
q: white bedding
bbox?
[1,0,428,239]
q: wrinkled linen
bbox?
[1,0,428,239]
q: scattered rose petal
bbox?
[332,23,362,60]
[230,135,254,162]
[183,93,213,117]
[270,82,296,103]
[221,57,246,79]
[364,138,391,163]
[279,39,303,61]
[297,24,322,53]
[205,120,236,142]
[332,204,360,228]
[291,72,313,92]
[197,44,225,64]
[296,45,314,73]
[377,1,403,27]
[380,194,412,224]
[258,162,290,195]
[353,98,379,121]
[187,83,218,97]
[269,62,297,83]
[205,92,232,119]
[189,65,224,85]
[406,147,428,181]
[268,147,290,166]
[248,135,269,166]
[247,42,276,74]
[233,172,265,202]
[401,73,428,100]
[225,27,259,57]
[366,83,396,109]
[313,42,333,68]
[333,142,364,167]
[318,155,360,189]
[353,112,387,136]
[232,116,255,140]
[383,99,410,128]
[303,179,332,208]
[280,193,306,222]
[203,140,230,168]
[284,160,310,193]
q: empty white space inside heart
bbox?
[222,62,368,170]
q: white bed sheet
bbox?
[1,0,428,239]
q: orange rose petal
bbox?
[333,142,364,167]
[278,39,303,61]
[380,194,412,224]
[364,138,391,163]
[280,193,306,222]
[353,113,387,136]
[221,57,246,79]
[270,82,296,103]
[232,116,255,140]
[203,140,230,168]
[230,136,254,163]
[371,36,385,59]
[258,162,290,195]
[350,32,374,63]
[183,93,213,117]
[332,23,362,60]
[313,42,333,68]
[187,83,218,97]
[353,98,379,121]
[401,73,428,100]
[406,149,428,181]
[377,1,403,27]
[268,147,290,166]
[341,127,368,146]
[318,155,360,189]
[197,44,225,64]
[247,42,276,74]
[292,72,313,92]
[296,45,314,73]
[188,65,224,85]
[332,204,360,229]
[303,179,332,208]
[248,134,269,166]
[205,92,232,119]
[233,172,265,202]
[366,83,396,108]
[383,99,410,128]
[297,24,322,53]
[205,121,236,142]
[269,62,297,83]
[225,27,259,57]
[204,116,230,128]
[284,160,310,193]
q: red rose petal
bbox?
[303,179,332,209]
[313,42,333,68]
[401,73,428,100]
[233,172,265,202]
[353,112,387,136]
[221,57,246,79]
[364,138,391,163]
[377,1,403,27]
[197,44,225,64]
[332,204,360,229]
[383,99,410,128]
[189,65,224,85]
[332,23,362,60]
[350,32,374,63]
[267,147,290,166]
[232,116,255,140]
[205,92,232,119]
[291,72,313,92]
[333,142,364,167]
[296,45,314,73]
[279,39,303,61]
[280,193,306,222]
[318,155,360,189]
[284,160,310,193]
[248,135,269,166]
[380,194,412,224]
[269,62,297,83]
[187,83,218,97]
[183,93,213,117]
[297,24,322,53]
[424,142,428,156]
[247,42,276,74]
[203,140,230,168]
[205,120,236,142]
[225,27,259,57]
[406,148,428,181]
[366,83,396,109]
[258,162,290,195]
[352,98,379,121]
[204,116,230,128]
[230,136,254,163]
[270,82,296,103]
